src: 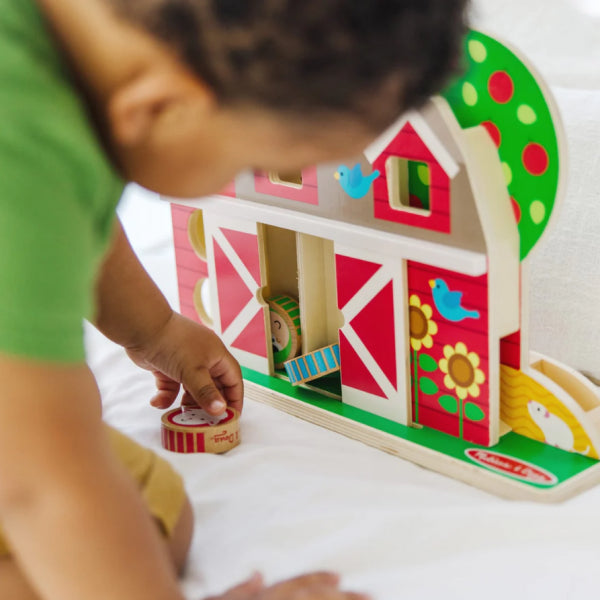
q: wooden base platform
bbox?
[245,380,600,502]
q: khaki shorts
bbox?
[0,425,186,557]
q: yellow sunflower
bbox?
[439,342,485,400]
[409,295,438,351]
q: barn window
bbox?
[255,167,319,205]
[269,171,303,189]
[385,158,431,215]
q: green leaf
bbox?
[419,377,439,395]
[438,395,458,414]
[418,354,438,373]
[465,402,485,422]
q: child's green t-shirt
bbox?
[0,0,125,362]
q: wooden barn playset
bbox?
[166,31,600,500]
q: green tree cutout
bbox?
[442,30,563,260]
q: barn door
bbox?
[334,245,410,424]
[204,212,269,374]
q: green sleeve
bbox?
[0,165,99,363]
[0,0,124,362]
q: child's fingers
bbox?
[269,572,340,595]
[210,354,244,414]
[149,370,181,409]
[204,572,264,600]
[267,572,371,600]
[218,376,244,415]
[180,390,196,407]
[185,366,228,415]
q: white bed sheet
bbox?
[89,3,600,598]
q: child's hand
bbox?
[205,572,370,600]
[126,312,243,415]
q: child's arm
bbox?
[83,223,366,600]
[93,221,243,415]
[0,355,186,600]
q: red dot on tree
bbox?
[488,71,514,104]
[511,197,521,223]
[409,194,424,209]
[522,143,549,175]
[481,121,501,147]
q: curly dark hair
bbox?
[108,0,469,131]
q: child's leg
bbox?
[166,493,194,575]
[0,490,193,600]
[104,424,195,575]
[0,426,194,598]
[104,424,194,569]
[0,558,38,600]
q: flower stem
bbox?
[414,349,419,423]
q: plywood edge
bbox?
[245,381,600,503]
[530,351,600,413]
[296,233,339,353]
[524,365,600,455]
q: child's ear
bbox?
[108,68,214,145]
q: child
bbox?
[0,0,468,598]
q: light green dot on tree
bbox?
[462,82,478,106]
[502,162,513,186]
[417,164,430,186]
[530,200,546,224]
[517,104,537,125]
[468,39,487,63]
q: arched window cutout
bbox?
[385,157,431,216]
[254,167,319,205]
[269,171,303,189]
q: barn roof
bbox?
[364,107,460,179]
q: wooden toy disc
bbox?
[268,295,302,368]
[161,407,240,454]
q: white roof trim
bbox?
[171,195,489,277]
[364,111,412,165]
[364,108,460,179]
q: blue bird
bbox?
[334,163,380,199]
[429,278,480,322]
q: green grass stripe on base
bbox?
[242,367,596,490]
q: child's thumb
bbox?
[184,369,227,415]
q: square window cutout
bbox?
[385,157,431,215]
